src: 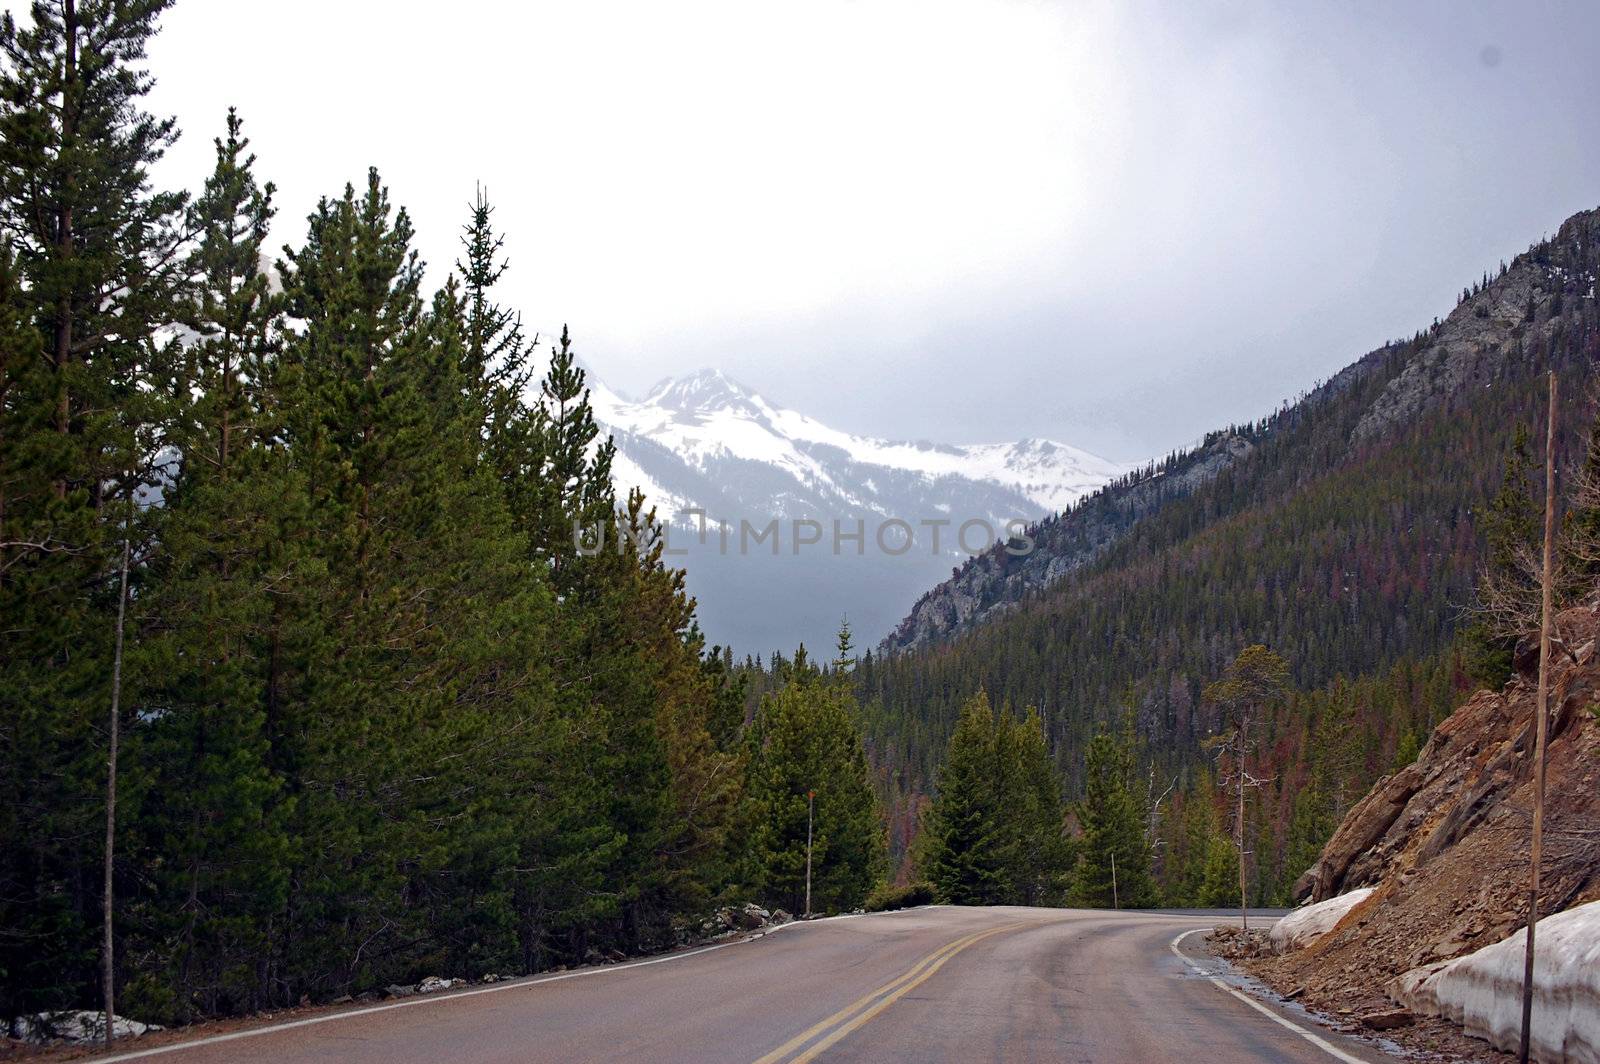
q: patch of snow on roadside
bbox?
[1390,900,1600,1063]
[1269,887,1374,954]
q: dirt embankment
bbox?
[1245,605,1600,1059]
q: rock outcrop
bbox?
[1294,604,1600,915]
[1352,209,1600,445]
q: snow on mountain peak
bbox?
[564,365,1127,653]
[643,368,761,416]
[579,367,1124,522]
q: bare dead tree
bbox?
[1203,645,1288,931]
[1474,537,1554,643]
[1146,768,1178,852]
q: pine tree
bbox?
[1005,708,1072,905]
[1164,777,1224,905]
[1280,780,1332,904]
[1203,645,1289,924]
[0,0,186,1017]
[119,108,291,1021]
[268,170,562,998]
[530,324,613,589]
[1070,720,1155,908]
[1197,835,1240,907]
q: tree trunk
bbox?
[54,0,78,491]
[1237,729,1248,932]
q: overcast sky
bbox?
[131,0,1600,463]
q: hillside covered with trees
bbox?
[857,205,1600,905]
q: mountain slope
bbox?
[579,368,1123,654]
[882,208,1600,658]
[857,206,1600,888]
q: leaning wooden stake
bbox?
[103,506,132,1048]
[805,789,815,919]
[1519,371,1557,1064]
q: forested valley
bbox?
[846,207,1600,908]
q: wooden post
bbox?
[1519,371,1557,1064]
[805,790,815,919]
[103,514,131,1047]
[1110,851,1119,910]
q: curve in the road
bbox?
[75,907,1400,1064]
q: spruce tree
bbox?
[455,187,540,514]
[746,658,884,914]
[1070,721,1155,908]
[920,693,1008,905]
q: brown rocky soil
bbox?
[1243,605,1600,1061]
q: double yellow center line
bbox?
[752,922,1025,1064]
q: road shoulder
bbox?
[1171,928,1414,1064]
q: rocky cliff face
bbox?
[1296,603,1600,915]
[1352,209,1599,444]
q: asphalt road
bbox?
[93,906,1400,1064]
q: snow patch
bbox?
[1390,900,1600,1063]
[1270,887,1374,954]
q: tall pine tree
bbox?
[0,0,186,1016]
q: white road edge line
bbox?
[1169,928,1369,1064]
[87,914,875,1064]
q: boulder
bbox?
[1358,1008,1413,1031]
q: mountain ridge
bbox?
[879,206,1600,655]
[588,366,1124,525]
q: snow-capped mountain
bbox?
[590,368,1121,529]
[573,366,1123,657]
